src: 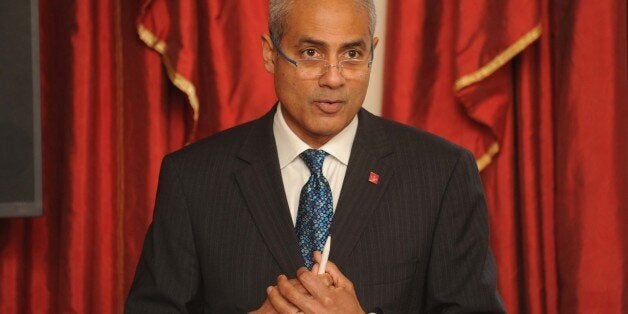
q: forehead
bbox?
[283,0,371,44]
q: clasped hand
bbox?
[252,251,364,314]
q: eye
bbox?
[344,49,362,60]
[300,48,321,59]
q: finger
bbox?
[321,260,353,289]
[266,285,300,314]
[296,267,310,276]
[288,278,309,294]
[320,273,333,287]
[298,265,332,287]
[312,251,325,276]
[302,266,332,287]
[313,251,322,263]
[296,267,333,301]
[278,273,318,311]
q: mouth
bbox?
[313,100,345,114]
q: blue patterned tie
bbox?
[295,149,333,269]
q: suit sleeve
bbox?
[125,155,201,313]
[425,150,505,313]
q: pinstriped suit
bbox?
[126,106,505,313]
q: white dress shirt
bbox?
[273,104,358,226]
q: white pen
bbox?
[317,236,331,275]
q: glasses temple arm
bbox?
[270,35,298,66]
[271,34,375,67]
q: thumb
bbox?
[320,259,353,289]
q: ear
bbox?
[372,36,380,50]
[261,34,276,74]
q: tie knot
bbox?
[299,149,327,175]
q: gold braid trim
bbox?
[476,142,500,171]
[138,24,199,140]
[454,24,542,171]
[454,24,541,92]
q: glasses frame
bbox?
[270,35,375,78]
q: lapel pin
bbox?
[368,171,380,185]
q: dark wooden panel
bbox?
[0,0,42,217]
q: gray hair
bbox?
[269,0,376,41]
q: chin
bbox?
[311,127,343,139]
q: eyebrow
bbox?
[295,36,368,50]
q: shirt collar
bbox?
[273,103,358,169]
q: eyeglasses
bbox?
[271,36,374,80]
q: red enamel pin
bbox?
[368,172,380,185]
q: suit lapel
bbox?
[234,107,303,276]
[234,107,395,273]
[330,109,395,266]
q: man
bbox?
[126,0,505,313]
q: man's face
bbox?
[263,0,377,148]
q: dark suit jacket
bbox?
[126,107,505,313]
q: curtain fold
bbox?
[0,0,185,312]
[551,0,627,311]
[138,0,276,140]
[384,0,627,313]
[1,0,277,312]
[0,0,625,313]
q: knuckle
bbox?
[284,288,300,300]
[276,283,289,294]
[324,279,334,287]
[321,296,334,306]
[346,281,354,289]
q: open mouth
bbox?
[313,100,345,114]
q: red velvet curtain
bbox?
[1,0,625,313]
[0,0,276,312]
[0,0,187,312]
[138,0,276,140]
[384,1,627,313]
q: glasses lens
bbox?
[295,59,370,79]
[340,60,369,78]
[297,59,326,78]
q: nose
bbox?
[318,63,345,89]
